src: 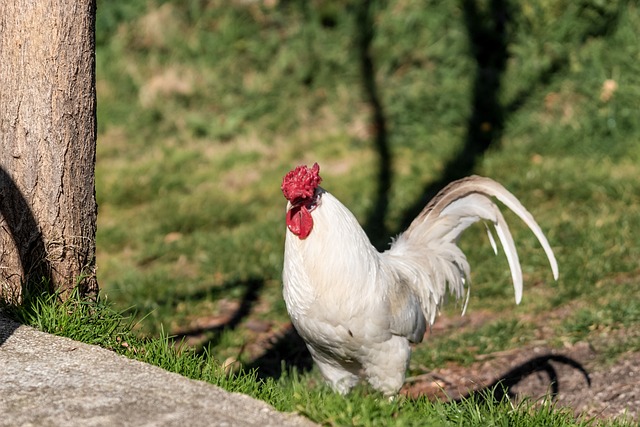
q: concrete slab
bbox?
[0,315,315,427]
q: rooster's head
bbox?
[281,163,322,239]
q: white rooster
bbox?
[281,163,558,395]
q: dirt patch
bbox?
[402,342,639,422]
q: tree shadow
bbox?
[0,313,21,348]
[242,332,592,401]
[358,0,519,243]
[452,354,591,404]
[0,167,54,303]
[393,0,623,233]
[397,0,512,232]
[167,276,314,379]
[170,277,266,353]
[243,323,314,380]
[357,0,392,249]
[0,167,54,346]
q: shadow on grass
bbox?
[396,0,512,232]
[359,0,518,244]
[245,331,591,405]
[171,277,265,352]
[394,0,624,233]
[357,0,392,250]
[453,354,591,404]
[244,324,314,380]
[166,277,314,378]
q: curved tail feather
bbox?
[386,176,558,322]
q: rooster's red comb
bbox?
[281,163,322,202]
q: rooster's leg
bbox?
[308,346,360,394]
[363,336,411,396]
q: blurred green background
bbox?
[95,0,640,375]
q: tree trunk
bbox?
[0,0,99,301]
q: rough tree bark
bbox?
[0,0,99,301]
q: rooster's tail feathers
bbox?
[388,176,558,317]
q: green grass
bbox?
[12,0,640,424]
